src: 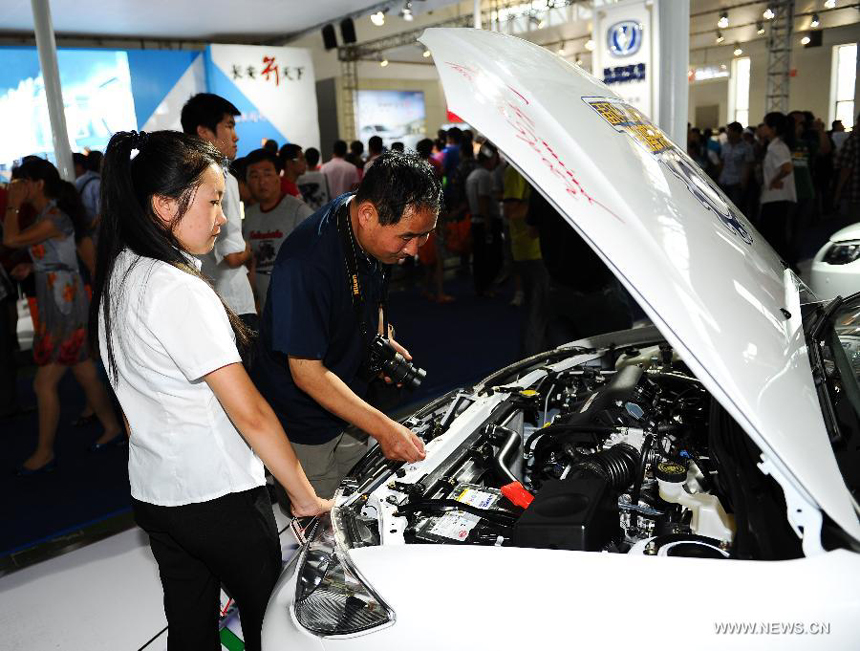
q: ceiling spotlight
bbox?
[801,34,811,45]
[716,30,725,44]
[734,44,743,56]
[575,57,583,66]
[584,38,595,51]
[557,42,567,56]
[401,2,413,21]
[756,21,765,34]
[763,7,775,20]
[717,12,729,29]
[810,13,820,28]
[422,48,431,58]
[371,10,386,26]
[824,0,836,8]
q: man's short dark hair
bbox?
[73,152,87,168]
[368,136,383,154]
[305,147,320,168]
[333,139,348,157]
[279,143,303,167]
[244,148,281,176]
[446,127,462,144]
[415,138,433,158]
[727,121,743,134]
[355,151,442,226]
[180,93,240,135]
[264,139,279,153]
[391,141,405,153]
[350,140,364,155]
[86,150,103,173]
[477,141,498,162]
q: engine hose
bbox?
[529,424,620,456]
[629,433,655,531]
[570,443,641,490]
[491,425,522,485]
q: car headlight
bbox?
[823,242,860,265]
[294,513,393,636]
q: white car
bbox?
[262,29,860,650]
[809,222,860,301]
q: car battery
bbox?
[413,483,508,544]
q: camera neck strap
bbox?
[336,199,389,338]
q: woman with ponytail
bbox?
[3,157,121,474]
[92,130,329,650]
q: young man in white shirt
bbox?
[181,93,257,329]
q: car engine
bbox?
[336,339,760,561]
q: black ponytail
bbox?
[90,130,251,383]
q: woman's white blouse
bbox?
[99,249,264,506]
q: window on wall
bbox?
[729,57,750,127]
[831,44,857,130]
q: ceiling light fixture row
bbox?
[717,11,729,29]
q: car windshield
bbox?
[806,294,860,508]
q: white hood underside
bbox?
[420,27,859,542]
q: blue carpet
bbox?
[0,274,522,557]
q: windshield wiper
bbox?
[805,296,846,446]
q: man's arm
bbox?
[223,240,251,268]
[288,356,425,463]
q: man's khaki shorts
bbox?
[276,427,370,508]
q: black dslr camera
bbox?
[366,335,426,390]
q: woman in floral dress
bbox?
[4,158,120,474]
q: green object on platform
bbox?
[220,626,244,651]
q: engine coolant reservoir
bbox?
[656,461,735,542]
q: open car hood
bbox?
[420,28,860,542]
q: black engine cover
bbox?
[513,477,619,551]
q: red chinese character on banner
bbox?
[261,56,279,85]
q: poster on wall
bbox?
[592,0,657,120]
[206,44,319,156]
[357,90,426,150]
[0,48,138,180]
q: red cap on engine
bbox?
[501,481,534,509]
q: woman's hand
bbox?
[291,496,334,517]
[6,179,28,210]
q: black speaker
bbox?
[804,30,823,48]
[322,24,337,50]
[340,18,357,44]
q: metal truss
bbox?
[337,12,475,140]
[340,55,359,141]
[765,0,795,114]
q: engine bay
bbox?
[335,338,800,561]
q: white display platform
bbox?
[0,506,298,650]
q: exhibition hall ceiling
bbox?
[0,0,462,41]
[1,0,857,46]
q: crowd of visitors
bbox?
[3,101,858,480]
[687,110,859,266]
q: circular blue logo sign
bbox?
[607,20,643,57]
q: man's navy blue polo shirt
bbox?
[252,193,386,445]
